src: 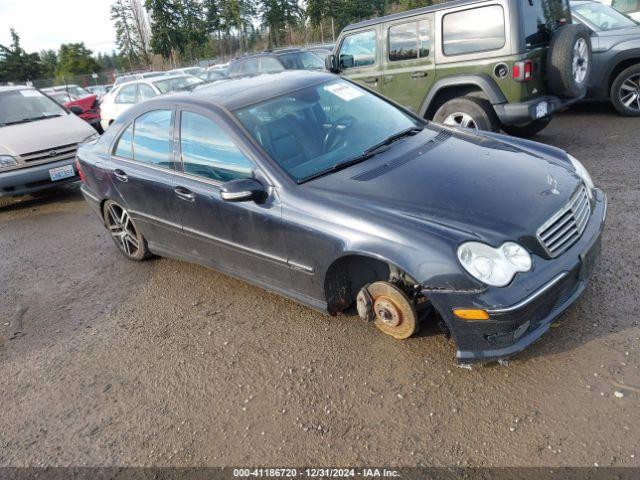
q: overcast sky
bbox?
[0,0,117,54]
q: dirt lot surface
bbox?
[0,102,639,467]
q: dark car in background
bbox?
[572,0,640,115]
[227,48,325,78]
[77,71,605,363]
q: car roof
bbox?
[343,0,489,31]
[172,70,336,111]
[0,85,31,92]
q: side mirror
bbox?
[325,54,339,73]
[68,105,83,115]
[339,54,354,69]
[220,178,267,203]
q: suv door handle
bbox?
[113,169,128,182]
[174,186,195,202]
[411,72,428,79]
[362,77,378,84]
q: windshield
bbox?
[152,76,204,94]
[572,2,638,30]
[235,79,424,183]
[279,52,325,70]
[0,89,67,126]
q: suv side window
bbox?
[260,57,285,73]
[133,110,173,168]
[442,5,505,56]
[242,58,260,75]
[339,30,377,69]
[116,84,137,104]
[180,111,254,182]
[389,20,431,61]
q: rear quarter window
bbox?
[442,5,505,56]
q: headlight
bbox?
[457,241,532,287]
[0,155,18,168]
[568,154,595,198]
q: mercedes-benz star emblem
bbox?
[543,174,560,195]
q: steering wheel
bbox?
[323,115,358,153]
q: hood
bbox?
[305,128,582,247]
[0,113,95,157]
[65,94,98,112]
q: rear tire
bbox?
[610,63,640,116]
[432,96,500,132]
[102,200,150,261]
[501,117,552,138]
[547,24,592,99]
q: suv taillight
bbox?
[513,60,534,82]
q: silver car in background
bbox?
[0,86,98,197]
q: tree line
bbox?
[1,0,435,83]
[115,0,435,67]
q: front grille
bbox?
[20,143,78,163]
[537,186,591,257]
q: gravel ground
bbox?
[0,102,638,467]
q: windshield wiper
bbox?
[4,114,62,126]
[298,126,424,184]
[362,126,424,156]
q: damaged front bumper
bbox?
[427,189,607,364]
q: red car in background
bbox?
[43,85,103,134]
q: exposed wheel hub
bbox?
[362,281,418,339]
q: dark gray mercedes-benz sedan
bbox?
[77,71,606,363]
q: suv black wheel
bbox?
[501,117,552,138]
[610,64,640,116]
[433,96,499,132]
[103,200,150,261]
[547,24,592,99]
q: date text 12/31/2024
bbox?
[233,468,400,478]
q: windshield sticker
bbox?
[324,83,364,102]
[20,90,42,97]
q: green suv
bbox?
[326,0,592,136]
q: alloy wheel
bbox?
[105,203,141,257]
[443,112,478,129]
[619,73,640,111]
[572,38,589,85]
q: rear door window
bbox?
[132,110,173,168]
[137,84,157,101]
[442,5,505,56]
[389,20,431,61]
[116,84,137,104]
[260,57,285,73]
[241,58,260,75]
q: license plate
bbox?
[49,164,75,181]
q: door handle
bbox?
[363,77,378,84]
[174,186,196,202]
[411,71,428,79]
[113,168,128,182]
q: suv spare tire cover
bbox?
[546,24,592,99]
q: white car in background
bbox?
[598,0,640,20]
[100,75,204,131]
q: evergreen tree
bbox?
[145,0,184,61]
[0,29,45,83]
[56,43,101,77]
